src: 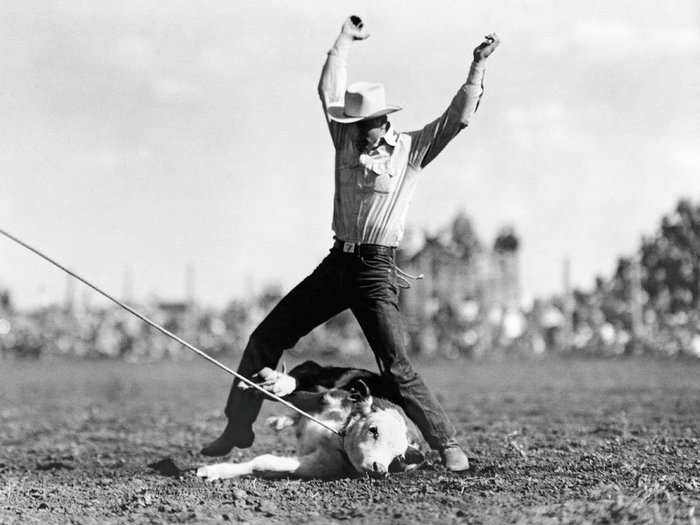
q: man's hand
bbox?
[238,366,297,397]
[341,15,370,41]
[473,32,500,62]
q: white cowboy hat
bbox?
[327,82,402,124]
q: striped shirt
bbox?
[318,38,487,247]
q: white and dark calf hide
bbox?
[197,361,425,480]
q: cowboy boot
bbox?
[200,420,255,457]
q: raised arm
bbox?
[317,16,369,145]
[408,33,501,169]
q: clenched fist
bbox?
[341,15,370,41]
[473,33,500,62]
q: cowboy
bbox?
[202,16,500,472]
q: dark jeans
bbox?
[223,246,457,450]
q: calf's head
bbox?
[342,381,409,478]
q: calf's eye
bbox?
[368,426,379,438]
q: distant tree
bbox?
[450,211,482,261]
[222,299,249,329]
[493,226,519,253]
[0,289,11,311]
[257,284,284,313]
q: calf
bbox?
[196,360,425,480]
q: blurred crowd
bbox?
[0,283,366,362]
[401,200,700,359]
[2,199,699,361]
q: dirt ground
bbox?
[1,355,698,524]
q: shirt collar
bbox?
[357,124,399,153]
[382,125,399,147]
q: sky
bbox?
[1,1,699,308]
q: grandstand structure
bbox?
[397,213,522,356]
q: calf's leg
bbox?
[197,449,345,480]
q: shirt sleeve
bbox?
[317,36,352,148]
[407,61,486,170]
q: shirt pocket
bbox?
[339,166,396,194]
[368,170,395,193]
[359,156,395,194]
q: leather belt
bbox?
[333,239,396,257]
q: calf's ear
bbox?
[388,455,407,473]
[404,443,425,467]
[355,379,371,399]
[352,379,373,416]
[349,379,372,401]
[388,445,426,473]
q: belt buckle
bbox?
[342,241,356,254]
